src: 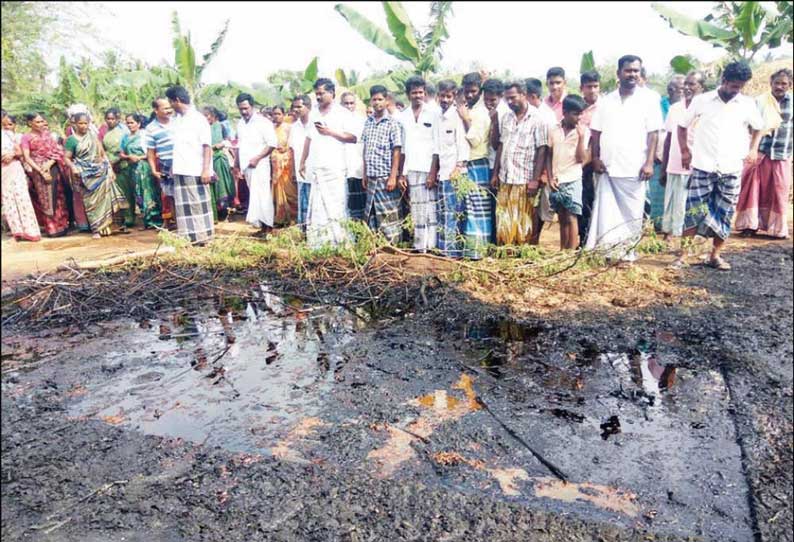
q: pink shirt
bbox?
[664,101,695,175]
[544,94,565,122]
[580,101,598,128]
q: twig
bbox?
[475,396,568,482]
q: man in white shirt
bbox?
[340,92,367,221]
[235,93,277,236]
[299,78,357,248]
[397,75,441,252]
[435,80,469,258]
[678,61,764,271]
[289,95,312,229]
[165,85,214,244]
[585,55,664,263]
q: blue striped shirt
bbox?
[145,119,174,173]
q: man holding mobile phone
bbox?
[299,78,357,248]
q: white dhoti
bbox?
[245,161,273,228]
[407,171,437,252]
[585,173,646,261]
[307,168,350,249]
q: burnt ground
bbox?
[1,238,792,542]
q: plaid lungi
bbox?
[407,171,438,251]
[683,168,740,240]
[173,174,214,244]
[464,159,493,259]
[347,178,366,221]
[364,177,402,245]
[437,179,466,258]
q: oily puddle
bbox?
[389,325,754,540]
[62,288,365,454]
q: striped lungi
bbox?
[661,173,689,237]
[407,171,438,252]
[496,183,532,245]
[463,159,493,259]
[173,174,214,244]
[683,168,740,240]
[437,179,466,258]
[364,177,402,245]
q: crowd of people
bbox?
[2,55,791,272]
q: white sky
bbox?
[88,1,774,86]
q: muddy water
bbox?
[65,291,363,453]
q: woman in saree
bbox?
[64,113,129,238]
[202,106,236,221]
[20,112,71,237]
[270,105,297,225]
[102,107,135,228]
[120,113,162,230]
[2,112,41,241]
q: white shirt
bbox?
[307,103,356,172]
[397,105,441,173]
[679,90,764,174]
[535,102,557,129]
[236,114,277,171]
[590,87,664,178]
[171,106,212,177]
[424,100,442,116]
[438,105,469,180]
[289,119,311,183]
[344,112,366,179]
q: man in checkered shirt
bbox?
[361,85,403,244]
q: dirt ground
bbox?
[1,218,792,541]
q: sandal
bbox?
[707,256,731,271]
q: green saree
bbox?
[104,125,135,227]
[210,122,236,221]
[65,133,128,235]
[124,131,163,228]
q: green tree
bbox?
[170,11,230,97]
[334,1,454,79]
[652,1,793,61]
[2,1,53,98]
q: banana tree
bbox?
[170,11,230,97]
[652,1,793,61]
[334,1,454,79]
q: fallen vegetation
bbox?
[1,220,707,334]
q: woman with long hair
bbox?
[64,113,129,238]
[202,106,236,221]
[270,105,297,225]
[102,107,135,228]
[120,113,163,229]
[20,112,71,237]
[2,112,41,241]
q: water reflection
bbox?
[68,293,363,453]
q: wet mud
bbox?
[2,241,792,541]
